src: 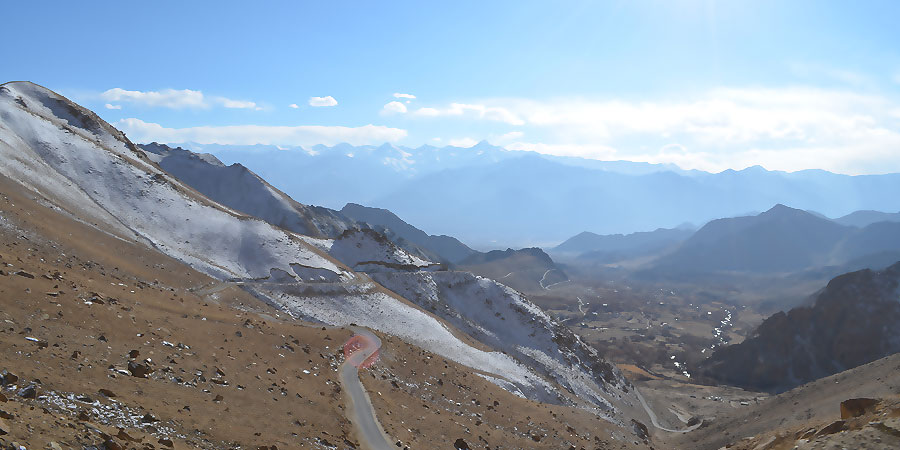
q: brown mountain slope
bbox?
[670,352,900,450]
[0,163,649,449]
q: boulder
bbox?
[16,384,36,399]
[454,438,470,450]
[0,370,18,386]
[840,398,880,419]
[816,420,845,436]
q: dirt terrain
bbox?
[529,278,767,381]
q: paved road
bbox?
[340,328,394,450]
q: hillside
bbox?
[340,202,476,264]
[459,247,568,292]
[834,209,900,228]
[646,205,853,276]
[553,227,693,263]
[0,167,647,449]
[699,262,900,392]
[141,142,357,239]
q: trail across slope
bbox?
[340,328,394,450]
[635,389,703,433]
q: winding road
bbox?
[340,328,394,450]
[634,389,703,433]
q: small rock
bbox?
[14,271,34,279]
[0,392,7,402]
[0,409,12,419]
[77,410,91,422]
[157,439,174,448]
[98,389,116,398]
[127,361,152,378]
[213,394,223,403]
[128,350,140,359]
[454,438,470,450]
[140,413,158,423]
[48,442,63,450]
[0,370,18,386]
[17,384,37,399]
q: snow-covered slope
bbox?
[141,142,356,239]
[371,271,637,413]
[0,81,346,280]
[328,228,440,273]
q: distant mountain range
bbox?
[552,226,695,264]
[700,262,900,392]
[170,142,900,248]
[644,205,900,277]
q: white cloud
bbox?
[448,137,479,148]
[115,118,407,147]
[100,88,259,110]
[393,93,416,99]
[414,107,440,116]
[104,103,122,110]
[308,96,338,107]
[495,131,523,144]
[289,103,299,109]
[216,98,259,110]
[382,101,408,114]
[102,88,206,109]
[411,102,524,125]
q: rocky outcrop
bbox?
[700,262,900,392]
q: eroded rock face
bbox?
[841,398,880,419]
[700,262,900,392]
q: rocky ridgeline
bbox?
[700,262,900,392]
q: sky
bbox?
[2,0,900,174]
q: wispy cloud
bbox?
[104,103,122,110]
[116,118,407,147]
[393,93,416,99]
[288,103,299,109]
[411,102,524,125]
[381,101,407,114]
[308,96,338,107]
[100,88,259,110]
[448,137,479,148]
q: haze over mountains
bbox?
[182,142,900,248]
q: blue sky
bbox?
[3,0,900,173]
